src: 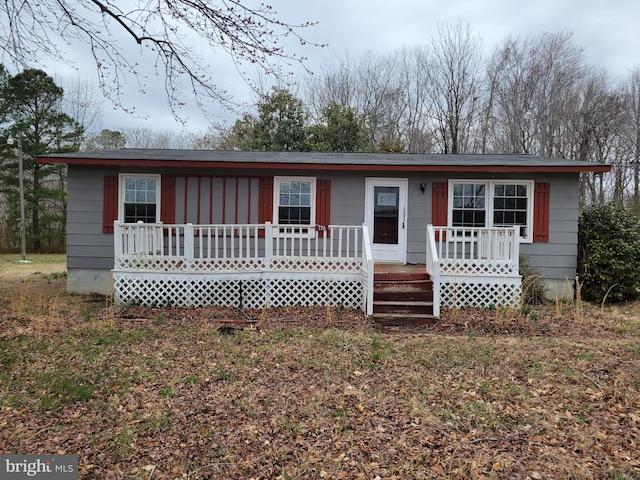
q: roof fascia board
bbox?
[37,157,611,173]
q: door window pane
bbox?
[373,186,399,244]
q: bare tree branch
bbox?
[0,0,324,121]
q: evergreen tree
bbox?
[240,88,310,151]
[83,129,127,151]
[0,68,83,252]
[309,103,371,152]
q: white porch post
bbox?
[264,222,273,307]
[184,223,194,269]
[511,226,520,264]
[426,225,441,319]
[264,222,273,266]
[362,223,374,316]
[113,221,122,262]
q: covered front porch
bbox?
[112,222,522,319]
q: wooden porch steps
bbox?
[372,264,436,326]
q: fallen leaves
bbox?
[2,277,640,479]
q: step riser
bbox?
[373,286,433,308]
[374,273,430,282]
[372,268,435,322]
[374,305,434,315]
[374,281,432,291]
[375,293,433,303]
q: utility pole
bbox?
[7,137,28,262]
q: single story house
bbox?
[38,150,609,323]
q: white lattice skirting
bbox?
[440,260,518,276]
[440,276,522,309]
[112,271,366,310]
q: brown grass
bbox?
[1,256,639,479]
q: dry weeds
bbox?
[1,256,639,479]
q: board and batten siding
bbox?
[174,176,261,225]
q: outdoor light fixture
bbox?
[420,182,427,194]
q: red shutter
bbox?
[160,175,176,224]
[432,182,448,226]
[533,182,550,242]
[103,175,118,233]
[316,179,331,238]
[258,176,274,237]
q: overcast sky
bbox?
[40,0,640,135]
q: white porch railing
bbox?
[112,221,374,311]
[427,225,521,309]
[111,221,521,314]
[362,225,374,316]
[425,225,441,318]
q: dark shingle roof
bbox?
[38,149,610,172]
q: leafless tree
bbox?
[304,52,359,121]
[485,32,586,156]
[1,0,322,120]
[305,50,406,149]
[304,48,436,152]
[82,129,127,151]
[354,51,405,150]
[120,127,195,149]
[425,22,484,154]
[57,76,103,136]
[564,70,625,205]
[484,36,539,154]
[623,68,640,206]
[394,46,434,153]
[191,125,231,150]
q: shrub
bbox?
[578,203,640,304]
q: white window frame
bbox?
[273,176,316,237]
[448,179,534,243]
[119,173,161,224]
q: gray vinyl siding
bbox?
[406,176,432,263]
[67,166,117,270]
[400,172,580,283]
[520,173,579,284]
[329,174,365,226]
[65,165,581,292]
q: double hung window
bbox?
[274,177,316,235]
[120,174,160,223]
[449,180,534,242]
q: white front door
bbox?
[365,178,408,263]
